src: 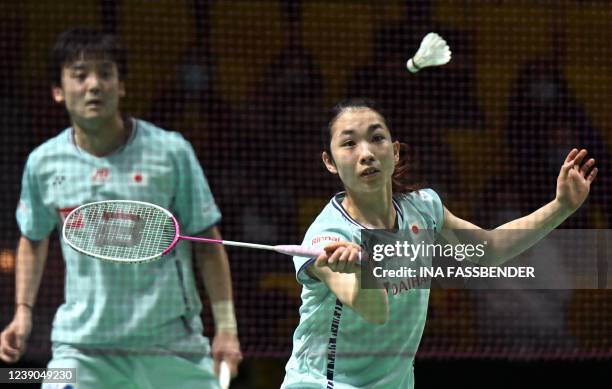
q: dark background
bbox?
[1,1,610,387]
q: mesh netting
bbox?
[1,0,611,379]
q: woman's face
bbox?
[323,107,399,194]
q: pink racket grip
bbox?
[274,245,364,265]
[274,245,323,258]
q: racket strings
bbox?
[64,202,177,262]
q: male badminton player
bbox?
[0,28,241,388]
[281,98,597,388]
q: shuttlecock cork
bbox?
[406,32,451,73]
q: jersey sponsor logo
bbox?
[383,277,428,295]
[92,168,110,184]
[411,224,420,234]
[58,207,81,228]
[420,191,433,201]
[311,235,341,246]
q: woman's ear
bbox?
[393,141,400,164]
[322,151,338,174]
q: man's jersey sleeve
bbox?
[16,156,56,240]
[171,134,221,235]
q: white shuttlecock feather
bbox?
[406,32,451,73]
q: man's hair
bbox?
[49,27,127,87]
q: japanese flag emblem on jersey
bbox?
[129,172,148,186]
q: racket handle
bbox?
[274,245,323,258]
[219,360,231,389]
[273,245,364,265]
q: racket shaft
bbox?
[181,236,361,262]
[180,235,276,251]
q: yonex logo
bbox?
[52,175,65,186]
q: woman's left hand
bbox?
[555,148,598,212]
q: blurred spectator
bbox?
[506,58,610,228]
[471,175,576,355]
[346,7,482,197]
[231,0,325,243]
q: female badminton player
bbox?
[281,98,597,388]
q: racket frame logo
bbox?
[95,212,145,248]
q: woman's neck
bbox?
[342,186,396,229]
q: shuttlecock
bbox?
[406,32,451,73]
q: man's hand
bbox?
[211,331,242,379]
[0,306,33,363]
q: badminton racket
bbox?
[219,360,231,389]
[62,200,324,263]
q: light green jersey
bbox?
[283,189,444,388]
[16,119,220,354]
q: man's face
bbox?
[52,57,125,125]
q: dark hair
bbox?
[324,98,419,195]
[49,27,127,87]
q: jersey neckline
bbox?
[330,191,404,230]
[68,117,138,158]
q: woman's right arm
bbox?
[308,242,389,325]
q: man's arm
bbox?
[0,236,49,363]
[194,226,242,376]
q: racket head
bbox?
[62,200,179,263]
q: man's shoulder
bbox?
[133,118,189,149]
[26,128,72,165]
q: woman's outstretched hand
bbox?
[556,148,598,212]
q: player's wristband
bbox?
[16,302,33,311]
[212,300,238,335]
